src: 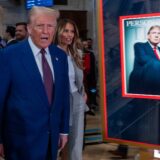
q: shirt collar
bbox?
[148,41,157,49]
[28,36,49,56]
[7,38,15,44]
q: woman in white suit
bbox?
[54,18,88,160]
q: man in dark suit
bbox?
[5,26,18,46]
[0,6,70,160]
[15,22,28,41]
[82,39,97,115]
[129,25,160,95]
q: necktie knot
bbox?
[40,48,46,55]
[153,46,160,60]
[153,46,157,53]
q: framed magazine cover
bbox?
[99,0,160,148]
[120,13,160,100]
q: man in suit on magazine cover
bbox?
[129,25,160,95]
[0,6,70,160]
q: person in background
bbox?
[5,26,17,46]
[54,18,88,160]
[15,22,28,41]
[0,36,6,48]
[0,6,70,160]
[82,39,97,115]
[87,38,93,51]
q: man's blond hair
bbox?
[147,25,160,35]
[28,6,60,24]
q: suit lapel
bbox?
[49,45,71,111]
[49,45,58,108]
[146,42,156,58]
[20,40,49,108]
[146,42,160,60]
[49,45,57,78]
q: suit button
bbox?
[47,131,50,134]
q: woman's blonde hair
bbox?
[54,18,83,69]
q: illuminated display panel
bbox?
[26,0,53,9]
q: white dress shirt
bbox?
[28,37,54,81]
[67,55,78,93]
[57,45,78,93]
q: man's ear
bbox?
[27,24,31,35]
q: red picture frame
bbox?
[120,13,160,100]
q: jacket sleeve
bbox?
[60,54,70,134]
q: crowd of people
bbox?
[0,6,98,160]
[0,22,28,48]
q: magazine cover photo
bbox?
[120,13,160,99]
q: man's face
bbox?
[27,14,57,49]
[15,25,28,41]
[87,39,92,48]
[82,41,88,50]
[148,27,160,45]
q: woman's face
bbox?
[60,23,75,46]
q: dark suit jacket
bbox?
[6,39,18,46]
[0,39,70,160]
[129,42,160,95]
